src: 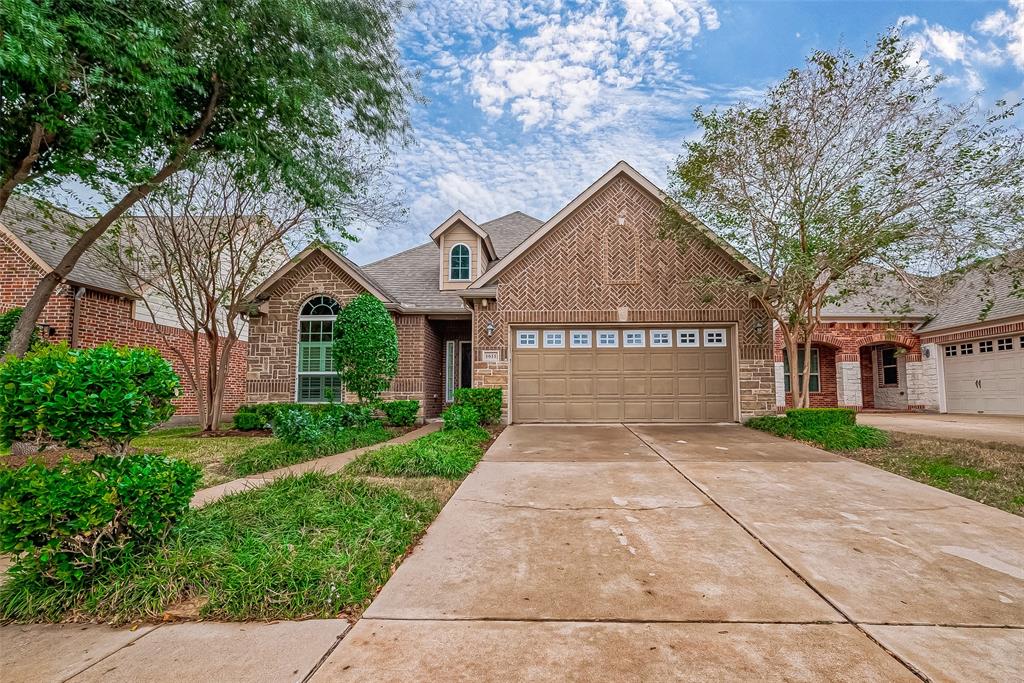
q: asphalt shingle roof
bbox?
[915,254,1024,333]
[0,196,136,297]
[362,211,543,311]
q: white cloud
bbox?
[975,0,1024,69]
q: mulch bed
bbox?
[1,448,97,469]
[194,428,274,438]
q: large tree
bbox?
[662,34,1024,408]
[4,0,411,356]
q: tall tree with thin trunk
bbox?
[4,0,411,356]
[662,34,1024,409]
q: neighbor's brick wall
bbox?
[1,233,246,416]
[473,174,775,421]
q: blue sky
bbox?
[346,0,1024,264]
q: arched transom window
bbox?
[450,243,471,281]
[297,295,342,403]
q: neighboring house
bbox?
[0,196,248,418]
[245,161,777,422]
[773,258,1024,416]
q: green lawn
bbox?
[0,426,498,623]
[132,427,274,487]
[346,426,490,478]
[227,422,393,476]
[842,432,1024,516]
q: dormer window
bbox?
[450,243,471,281]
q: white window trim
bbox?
[517,330,538,348]
[677,328,700,347]
[570,330,592,348]
[623,330,646,347]
[296,295,342,404]
[544,330,565,348]
[445,340,456,402]
[650,329,672,347]
[597,330,619,348]
[703,328,727,347]
[449,242,472,281]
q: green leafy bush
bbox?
[332,294,398,404]
[0,454,200,584]
[0,308,41,355]
[233,403,284,429]
[442,404,479,430]
[785,408,856,431]
[0,343,179,453]
[271,403,376,445]
[381,400,419,427]
[346,427,490,478]
[228,422,391,475]
[453,388,502,424]
[232,412,264,431]
[746,410,888,451]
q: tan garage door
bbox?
[942,335,1024,416]
[511,326,736,423]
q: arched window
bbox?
[297,295,342,403]
[450,243,471,281]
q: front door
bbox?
[459,341,473,389]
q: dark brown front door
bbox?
[460,342,473,388]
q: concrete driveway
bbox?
[319,424,1024,682]
[857,412,1024,446]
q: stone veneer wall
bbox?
[472,174,775,422]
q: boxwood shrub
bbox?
[0,343,179,453]
[0,454,200,584]
[381,400,420,427]
[453,388,502,424]
[232,412,264,431]
[442,404,479,430]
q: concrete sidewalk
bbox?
[858,412,1024,446]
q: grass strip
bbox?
[345,426,490,479]
[226,422,392,476]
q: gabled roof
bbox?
[915,252,1024,334]
[470,161,764,288]
[246,242,395,304]
[0,195,138,298]
[428,211,498,261]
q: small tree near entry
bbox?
[332,294,398,405]
[662,34,1024,409]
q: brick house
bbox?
[245,162,777,422]
[0,197,248,418]
[773,258,1024,416]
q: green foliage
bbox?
[0,473,438,622]
[346,427,490,479]
[232,412,263,431]
[746,411,888,451]
[381,400,420,427]
[228,422,391,476]
[2,0,411,213]
[453,388,502,424]
[0,454,200,584]
[442,404,480,431]
[0,343,179,453]
[785,408,856,430]
[233,403,288,429]
[332,294,399,404]
[0,308,40,355]
[271,403,376,445]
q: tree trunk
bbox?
[0,123,49,214]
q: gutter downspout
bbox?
[70,286,86,348]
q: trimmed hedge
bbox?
[453,388,502,424]
[232,412,264,431]
[746,408,888,451]
[442,404,479,430]
[0,454,200,584]
[381,400,419,427]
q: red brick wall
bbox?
[1,232,247,417]
[779,344,838,408]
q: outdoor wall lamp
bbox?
[751,319,767,338]
[485,322,496,337]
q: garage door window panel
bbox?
[570,330,592,348]
[945,345,957,357]
[997,337,1012,351]
[959,343,974,355]
[677,329,699,347]
[597,330,619,347]
[704,329,727,347]
[651,330,672,346]
[517,331,538,348]
[624,330,646,347]
[544,330,565,348]
[979,340,993,353]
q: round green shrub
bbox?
[0,454,201,584]
[442,404,479,430]
[381,400,419,427]
[0,343,179,453]
[453,388,502,424]
[232,412,264,431]
[332,294,398,404]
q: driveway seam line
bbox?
[622,424,929,682]
[361,616,845,625]
[61,624,164,683]
[300,622,354,683]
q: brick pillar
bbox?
[905,347,939,412]
[835,353,863,408]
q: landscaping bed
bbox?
[843,432,1024,517]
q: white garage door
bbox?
[942,335,1024,416]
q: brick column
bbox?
[835,353,863,408]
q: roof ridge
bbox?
[361,240,435,268]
